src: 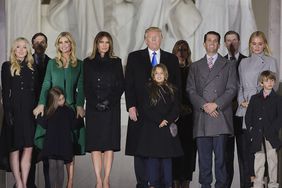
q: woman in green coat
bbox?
[33,32,85,188]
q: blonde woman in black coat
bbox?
[1,37,38,188]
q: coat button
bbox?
[21,87,23,90]
[258,117,262,120]
[98,78,100,81]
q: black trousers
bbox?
[225,117,253,188]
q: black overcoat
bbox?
[245,89,282,153]
[84,54,124,152]
[124,48,181,156]
[136,83,183,158]
[1,61,38,151]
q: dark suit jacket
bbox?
[33,53,50,99]
[224,53,247,134]
[186,54,237,138]
[124,48,181,155]
[245,89,282,153]
[224,53,246,79]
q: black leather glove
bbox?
[6,112,14,127]
[95,100,110,111]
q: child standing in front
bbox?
[35,87,76,188]
[136,64,183,188]
[245,70,282,188]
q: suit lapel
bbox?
[238,53,246,63]
[198,57,210,84]
[142,48,152,66]
[205,55,226,86]
[160,49,166,64]
[141,48,154,77]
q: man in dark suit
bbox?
[186,31,237,188]
[223,31,249,188]
[27,32,50,188]
[125,26,181,188]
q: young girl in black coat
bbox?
[136,64,183,188]
[35,87,77,188]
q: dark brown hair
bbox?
[224,31,240,42]
[46,87,65,117]
[204,31,221,44]
[172,40,192,66]
[89,31,116,59]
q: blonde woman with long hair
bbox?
[1,37,37,188]
[33,32,85,188]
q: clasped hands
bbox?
[240,100,249,108]
[203,102,219,118]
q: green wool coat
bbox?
[39,58,84,108]
[38,58,85,155]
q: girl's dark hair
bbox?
[149,64,175,106]
[46,87,65,117]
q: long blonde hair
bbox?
[10,37,34,76]
[249,31,271,56]
[54,32,77,68]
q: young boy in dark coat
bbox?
[245,70,282,188]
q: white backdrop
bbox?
[5,0,257,62]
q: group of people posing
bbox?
[0,26,281,188]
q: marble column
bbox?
[268,0,282,186]
[268,0,281,79]
[0,0,6,186]
[0,0,6,64]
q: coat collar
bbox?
[201,54,227,86]
[142,48,166,65]
[258,89,277,99]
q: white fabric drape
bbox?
[5,0,41,55]
[194,0,257,60]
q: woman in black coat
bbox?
[84,31,124,188]
[171,40,196,188]
[1,37,38,188]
